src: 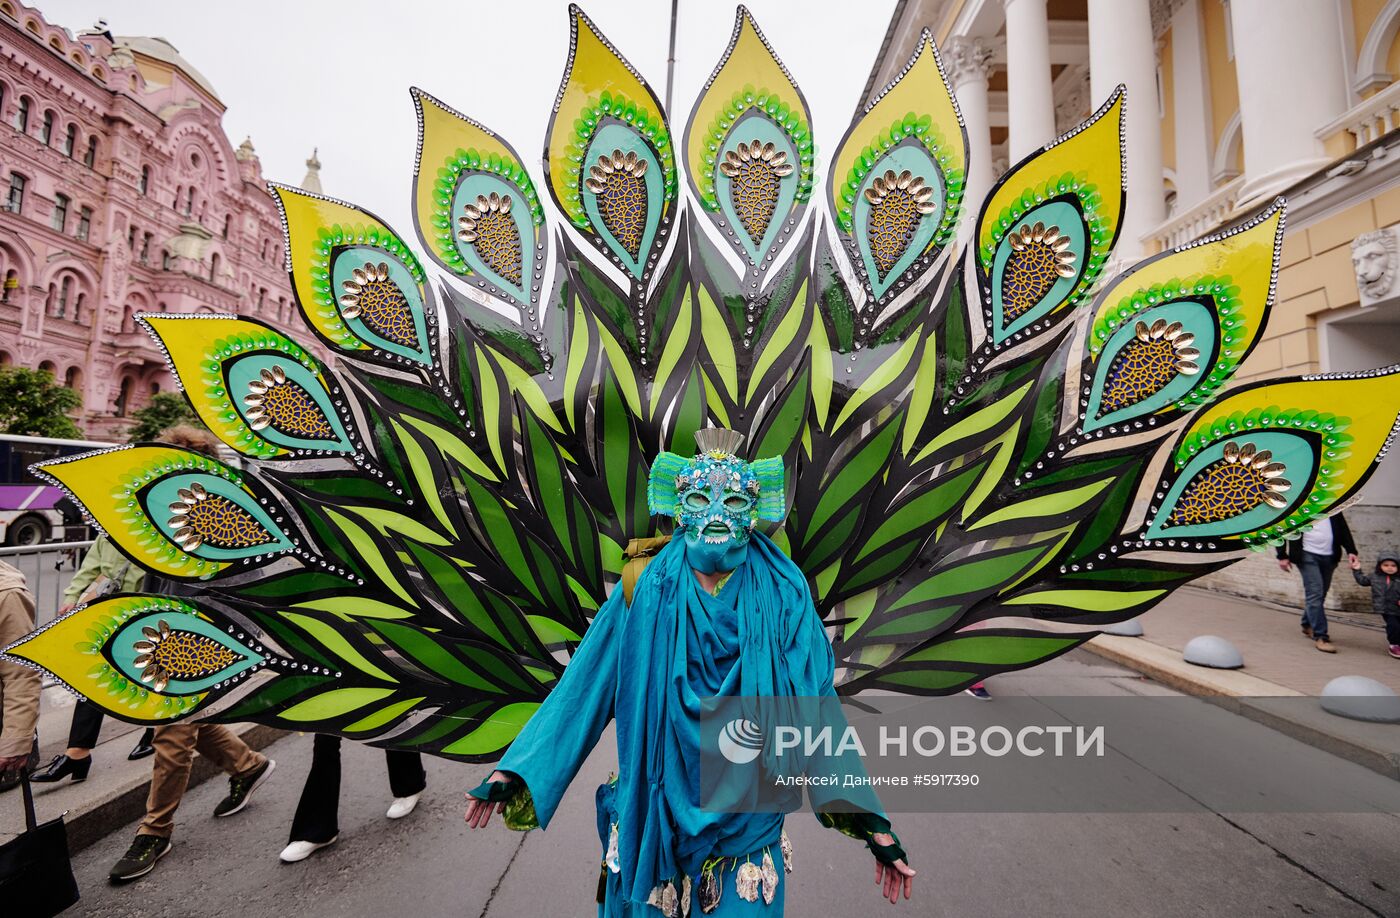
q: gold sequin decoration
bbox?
[338,262,418,348]
[1001,222,1077,322]
[132,619,243,692]
[457,193,523,286]
[167,482,275,553]
[1167,441,1292,527]
[243,365,335,440]
[584,150,649,258]
[719,141,793,248]
[1097,319,1201,416]
[863,170,937,279]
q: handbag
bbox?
[0,774,80,916]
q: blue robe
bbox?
[498,532,844,913]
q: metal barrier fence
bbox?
[0,540,93,628]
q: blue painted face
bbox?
[675,452,760,574]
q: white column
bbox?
[1169,0,1212,207]
[1087,0,1164,255]
[1230,0,1348,207]
[945,37,997,237]
[1002,0,1056,161]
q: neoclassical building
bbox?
[868,0,1400,609]
[0,1,305,439]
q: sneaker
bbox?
[386,793,421,819]
[1301,623,1313,639]
[1388,645,1400,659]
[213,758,275,818]
[109,834,172,882]
[1315,638,1337,653]
[964,685,992,701]
[279,836,338,863]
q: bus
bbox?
[0,433,114,545]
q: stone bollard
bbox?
[1319,676,1400,723]
[1182,635,1244,669]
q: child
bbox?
[1351,550,1400,659]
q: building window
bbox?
[73,292,85,324]
[55,276,71,318]
[126,224,136,251]
[6,173,25,213]
[64,366,80,389]
[260,238,268,260]
[50,193,68,232]
[62,123,75,157]
[138,166,149,196]
[40,109,53,144]
[2,268,18,303]
[257,287,266,311]
[161,250,173,270]
[183,186,194,216]
[221,214,230,238]
[115,377,131,416]
[13,96,28,132]
[76,206,91,241]
[84,135,97,168]
[209,252,220,282]
[139,232,151,265]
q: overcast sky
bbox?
[41,0,898,233]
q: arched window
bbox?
[13,96,28,132]
[84,135,97,168]
[64,366,81,389]
[221,213,230,238]
[61,123,75,157]
[115,376,131,416]
[257,287,266,311]
[73,292,85,323]
[161,250,173,270]
[56,275,72,317]
[209,252,220,282]
[50,192,68,232]
[138,165,149,196]
[260,238,269,260]
[184,186,194,216]
[40,109,53,144]
[38,359,56,375]
[272,243,281,265]
[2,268,17,303]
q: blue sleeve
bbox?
[497,589,622,828]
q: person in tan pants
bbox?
[107,425,278,883]
[0,559,40,790]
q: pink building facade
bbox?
[0,1,299,439]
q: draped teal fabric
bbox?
[497,531,838,908]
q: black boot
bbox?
[29,753,93,784]
[128,729,156,761]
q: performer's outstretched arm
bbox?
[465,589,623,830]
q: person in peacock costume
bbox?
[6,4,1400,913]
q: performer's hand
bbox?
[1277,558,1291,572]
[464,770,512,828]
[57,602,75,615]
[872,832,914,904]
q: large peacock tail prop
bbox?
[7,6,1400,761]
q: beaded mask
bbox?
[647,429,786,574]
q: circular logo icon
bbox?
[717,717,763,764]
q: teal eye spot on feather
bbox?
[714,114,799,263]
[1082,302,1215,432]
[989,199,1087,342]
[853,141,943,300]
[1144,435,1307,541]
[229,356,351,454]
[332,248,430,364]
[148,474,293,561]
[453,174,536,304]
[112,614,265,694]
[581,123,663,280]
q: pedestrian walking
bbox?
[105,425,277,883]
[0,560,40,791]
[279,734,426,863]
[1350,550,1400,659]
[1276,511,1358,653]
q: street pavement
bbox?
[54,651,1400,918]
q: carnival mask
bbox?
[647,429,786,574]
